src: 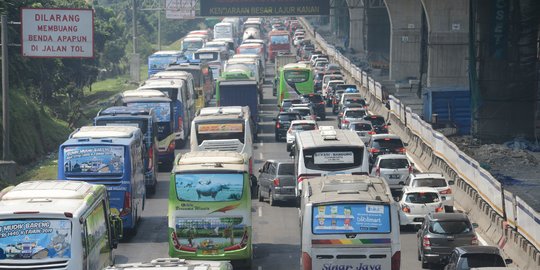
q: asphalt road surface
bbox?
[115,62,424,270]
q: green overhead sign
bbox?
[200,0,330,17]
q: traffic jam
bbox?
[0,16,514,270]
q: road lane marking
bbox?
[258,206,262,217]
[258,266,263,270]
[259,152,263,159]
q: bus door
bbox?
[303,202,394,270]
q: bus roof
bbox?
[150,50,183,57]
[175,151,246,173]
[122,89,167,98]
[199,106,250,118]
[305,175,393,205]
[98,106,154,117]
[0,181,106,217]
[196,47,225,53]
[104,257,232,270]
[295,129,365,149]
[71,126,140,139]
[151,70,193,80]
[139,79,185,89]
[283,63,310,70]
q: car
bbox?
[313,59,328,71]
[338,107,367,129]
[331,90,346,114]
[321,74,344,103]
[371,154,413,191]
[279,98,302,112]
[313,71,325,92]
[444,246,512,270]
[348,120,375,143]
[368,134,407,162]
[301,93,326,120]
[325,63,341,74]
[289,105,316,121]
[417,213,480,268]
[286,120,317,151]
[339,97,367,112]
[257,160,297,205]
[274,111,302,141]
[322,79,345,100]
[364,114,389,134]
[404,173,455,212]
[399,187,444,227]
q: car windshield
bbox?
[293,109,310,116]
[459,254,506,268]
[291,123,316,131]
[345,110,366,118]
[350,123,372,131]
[277,163,294,175]
[270,35,289,44]
[413,178,447,188]
[345,99,366,106]
[405,192,439,204]
[429,221,472,234]
[379,158,409,169]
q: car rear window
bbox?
[293,108,310,116]
[412,178,447,188]
[278,163,294,175]
[405,192,439,204]
[278,114,300,121]
[350,123,372,131]
[304,94,323,103]
[344,110,367,118]
[459,254,506,268]
[291,123,316,131]
[345,99,366,106]
[365,116,385,126]
[379,158,409,169]
[429,221,472,234]
[372,138,404,149]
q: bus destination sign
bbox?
[200,0,330,16]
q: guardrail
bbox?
[300,17,540,269]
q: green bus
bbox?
[168,151,252,267]
[277,63,315,105]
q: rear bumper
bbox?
[423,251,451,264]
[399,212,426,226]
[158,151,175,164]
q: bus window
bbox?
[196,121,245,144]
[302,147,364,172]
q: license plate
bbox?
[389,174,400,179]
[202,249,219,255]
[413,217,424,222]
[358,132,366,136]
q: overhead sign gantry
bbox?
[200,0,330,16]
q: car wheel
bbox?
[417,249,421,261]
[269,190,276,206]
[275,133,279,141]
[258,188,264,202]
[421,256,430,269]
[287,144,291,152]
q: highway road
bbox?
[114,62,424,270]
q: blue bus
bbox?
[58,126,145,236]
[118,90,176,171]
[94,106,159,194]
[148,51,185,77]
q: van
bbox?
[300,175,401,270]
[0,181,122,270]
[58,126,146,235]
[94,106,159,194]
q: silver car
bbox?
[371,154,412,191]
[348,120,375,143]
[339,107,367,129]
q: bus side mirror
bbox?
[110,215,123,248]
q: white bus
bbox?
[293,127,370,199]
[190,106,255,175]
[214,22,235,41]
[300,175,401,270]
[105,257,232,270]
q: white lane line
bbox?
[258,266,263,270]
[259,152,263,160]
[258,206,262,217]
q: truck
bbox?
[215,67,259,135]
[273,54,298,96]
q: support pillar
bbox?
[385,0,422,81]
[346,1,365,54]
[421,0,469,87]
[330,1,338,35]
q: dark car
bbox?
[444,246,512,270]
[274,112,302,141]
[257,160,296,205]
[368,134,407,163]
[364,114,389,134]
[301,93,326,120]
[417,213,479,268]
[280,98,302,112]
[313,71,325,92]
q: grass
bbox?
[16,154,59,182]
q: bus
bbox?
[268,30,291,61]
[147,51,185,77]
[190,106,255,176]
[292,127,370,200]
[118,90,176,171]
[94,106,159,194]
[0,181,122,270]
[181,37,205,59]
[166,61,215,107]
[194,47,228,79]
[58,126,145,235]
[278,63,314,105]
[168,151,252,267]
[214,22,235,41]
[299,175,401,270]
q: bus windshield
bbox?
[182,40,203,51]
[126,102,170,122]
[149,55,181,70]
[285,70,309,83]
[63,145,124,176]
[312,203,391,234]
[196,121,245,144]
[175,172,244,202]
[195,52,219,61]
[214,25,232,39]
[0,219,72,260]
[270,35,289,44]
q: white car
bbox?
[293,35,305,46]
[289,105,316,121]
[371,154,412,191]
[348,120,375,143]
[286,120,317,151]
[403,172,455,212]
[399,187,444,226]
